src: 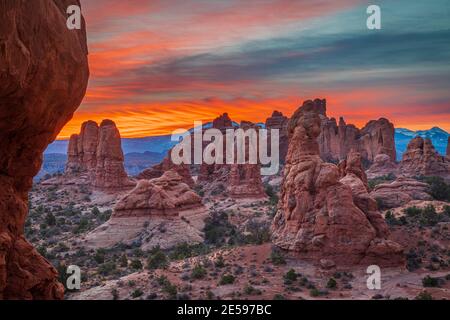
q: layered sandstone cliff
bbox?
[370,177,432,209]
[0,0,89,299]
[65,120,135,191]
[271,100,403,266]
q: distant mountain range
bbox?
[395,127,449,160]
[39,125,448,179]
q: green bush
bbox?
[368,173,396,191]
[243,284,262,295]
[131,289,143,298]
[94,249,106,264]
[284,269,298,283]
[404,206,422,217]
[130,259,143,270]
[169,242,209,260]
[219,274,235,285]
[191,264,207,280]
[415,291,433,300]
[419,176,450,201]
[270,248,286,265]
[98,262,116,276]
[422,275,439,287]
[203,211,237,245]
[326,278,337,289]
[214,255,225,268]
[146,247,168,270]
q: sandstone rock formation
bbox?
[65,120,135,191]
[271,100,403,266]
[370,177,433,209]
[399,137,450,180]
[265,111,289,163]
[212,113,234,129]
[84,171,207,250]
[0,0,89,299]
[366,154,399,179]
[317,99,396,165]
[198,116,266,199]
[136,153,194,187]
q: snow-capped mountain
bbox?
[395,127,449,160]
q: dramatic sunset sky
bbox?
[59,0,450,139]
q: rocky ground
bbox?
[27,175,449,300]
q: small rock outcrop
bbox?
[136,153,194,187]
[271,99,403,266]
[370,177,433,209]
[399,137,450,180]
[84,171,207,250]
[65,120,135,191]
[0,0,89,299]
[366,154,399,179]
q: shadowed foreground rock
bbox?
[0,0,89,299]
[271,100,403,267]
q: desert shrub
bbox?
[94,249,106,264]
[99,209,112,222]
[131,289,143,298]
[326,278,337,289]
[214,255,225,268]
[406,249,422,271]
[130,259,143,270]
[273,294,286,300]
[219,274,235,285]
[243,284,262,295]
[111,289,119,300]
[420,205,439,226]
[146,247,168,270]
[240,220,271,245]
[73,217,90,234]
[157,276,177,299]
[270,247,286,265]
[191,264,207,280]
[91,207,101,215]
[169,242,209,260]
[415,291,433,300]
[98,262,116,276]
[264,184,279,205]
[422,275,440,287]
[203,211,237,245]
[419,176,450,201]
[404,206,422,217]
[45,212,56,226]
[119,254,128,267]
[368,173,396,191]
[385,211,398,226]
[283,269,298,284]
[443,205,450,216]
